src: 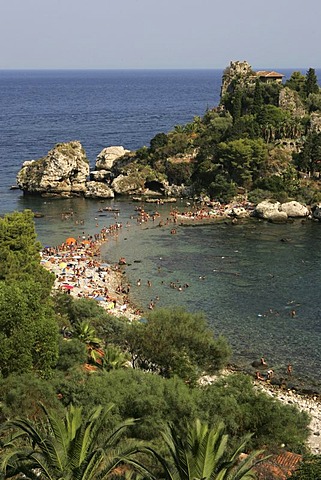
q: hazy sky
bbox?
[1,0,320,70]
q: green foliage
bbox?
[0,210,54,297]
[0,280,59,378]
[1,404,147,480]
[226,114,260,140]
[165,160,194,185]
[55,338,88,372]
[102,345,130,371]
[53,293,128,345]
[289,455,321,479]
[0,211,59,378]
[305,68,319,97]
[216,138,268,189]
[0,373,62,422]
[124,307,231,383]
[143,418,266,480]
[150,132,168,152]
[208,176,238,203]
[73,320,102,346]
[295,131,321,174]
[285,71,307,99]
[252,80,264,115]
[306,92,321,112]
[53,369,201,442]
[199,374,309,452]
[257,105,292,142]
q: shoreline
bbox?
[202,366,321,455]
[41,221,141,322]
[39,203,321,454]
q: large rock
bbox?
[312,205,321,220]
[90,170,111,182]
[254,200,288,223]
[95,146,130,171]
[280,201,309,218]
[17,141,89,197]
[279,87,306,118]
[111,173,145,195]
[85,181,114,199]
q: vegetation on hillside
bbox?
[119,67,321,204]
[0,210,315,479]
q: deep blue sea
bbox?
[1,68,321,390]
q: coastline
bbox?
[39,202,321,454]
[202,367,321,455]
[41,221,141,322]
[256,380,321,454]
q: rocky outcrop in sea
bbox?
[16,141,174,199]
[17,141,90,197]
[254,200,310,222]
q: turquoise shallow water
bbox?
[100,205,321,390]
[8,194,321,391]
[2,69,321,391]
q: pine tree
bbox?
[305,68,319,96]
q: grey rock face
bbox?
[280,201,309,218]
[85,181,115,198]
[254,200,288,222]
[96,146,130,170]
[111,174,145,194]
[17,141,89,197]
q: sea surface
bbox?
[1,68,321,391]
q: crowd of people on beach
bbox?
[41,220,141,319]
[38,199,321,454]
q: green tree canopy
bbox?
[0,278,58,378]
[216,138,268,189]
[0,210,54,298]
[289,455,321,479]
[305,68,319,96]
[198,374,309,452]
[0,211,58,377]
[285,71,307,99]
[124,307,231,384]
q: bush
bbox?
[199,373,309,453]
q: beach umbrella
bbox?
[94,295,106,302]
[61,284,74,290]
[66,237,77,245]
[59,262,67,269]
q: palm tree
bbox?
[103,345,130,372]
[1,404,148,480]
[74,320,102,346]
[142,419,266,480]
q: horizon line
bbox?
[0,66,320,72]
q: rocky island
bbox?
[16,60,321,222]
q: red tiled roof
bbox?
[256,70,285,78]
[255,451,302,480]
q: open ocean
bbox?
[1,68,321,391]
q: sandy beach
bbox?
[41,221,141,321]
[39,202,321,455]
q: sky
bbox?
[1,0,321,70]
